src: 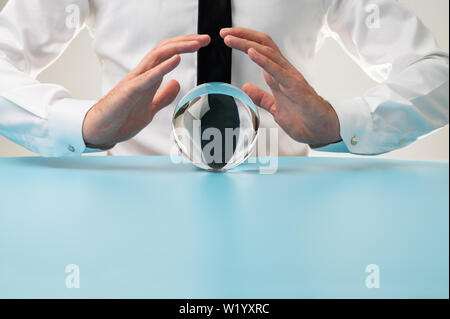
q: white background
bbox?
[0,0,448,160]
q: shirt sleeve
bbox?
[0,0,98,157]
[316,0,449,155]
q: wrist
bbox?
[82,105,116,150]
[309,99,341,148]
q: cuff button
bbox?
[351,136,358,146]
[68,145,76,153]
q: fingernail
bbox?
[248,48,257,56]
[220,28,231,37]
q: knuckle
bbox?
[145,69,156,80]
[263,33,272,42]
[280,57,291,68]
[122,72,135,82]
[266,47,276,56]
[235,30,244,37]
[259,54,268,64]
[151,48,163,62]
[120,81,137,96]
[158,39,168,47]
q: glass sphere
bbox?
[172,82,260,171]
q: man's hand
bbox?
[82,34,211,149]
[220,27,341,148]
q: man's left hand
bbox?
[220,27,342,148]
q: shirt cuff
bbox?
[315,97,375,154]
[47,98,96,157]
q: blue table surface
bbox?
[0,156,448,299]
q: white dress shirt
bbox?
[0,0,448,157]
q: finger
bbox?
[134,40,207,75]
[135,41,200,74]
[133,54,181,91]
[151,79,181,114]
[242,83,276,114]
[158,34,210,47]
[223,35,287,67]
[220,27,276,48]
[248,48,294,89]
[152,37,210,63]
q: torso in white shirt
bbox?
[86,0,328,156]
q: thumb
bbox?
[242,83,276,115]
[150,79,181,114]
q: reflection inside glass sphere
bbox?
[172,83,259,171]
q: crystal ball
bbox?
[172,82,260,171]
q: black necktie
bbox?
[197,0,239,170]
[197,0,232,85]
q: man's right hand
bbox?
[82,34,211,149]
